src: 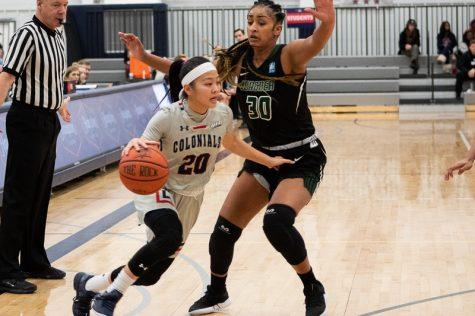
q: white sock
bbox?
[85,273,111,292]
[106,269,135,294]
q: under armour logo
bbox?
[219,225,230,234]
[265,208,276,215]
[139,263,148,271]
[180,126,190,131]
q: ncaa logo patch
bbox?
[269,62,276,74]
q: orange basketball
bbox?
[119,146,169,195]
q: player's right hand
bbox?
[122,138,160,157]
[118,32,146,60]
[444,158,474,181]
[266,156,295,170]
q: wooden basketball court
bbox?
[1,113,475,315]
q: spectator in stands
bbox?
[77,65,88,84]
[233,28,247,42]
[399,19,420,74]
[455,39,475,100]
[65,65,80,84]
[77,59,91,81]
[463,19,475,48]
[436,21,457,65]
[71,62,87,84]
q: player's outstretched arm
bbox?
[222,132,294,169]
[119,32,173,75]
[282,0,335,73]
[444,142,475,180]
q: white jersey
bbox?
[135,100,233,212]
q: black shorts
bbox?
[239,137,327,196]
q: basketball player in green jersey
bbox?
[189,1,335,315]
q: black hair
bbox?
[234,28,245,35]
[251,0,286,25]
[439,21,451,35]
[404,19,417,36]
[179,56,212,99]
[215,0,301,87]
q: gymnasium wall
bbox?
[0,81,170,204]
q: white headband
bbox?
[179,62,217,99]
[181,62,217,86]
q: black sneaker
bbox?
[188,285,231,315]
[73,272,96,316]
[24,266,66,279]
[91,289,123,316]
[0,278,37,294]
[304,281,326,316]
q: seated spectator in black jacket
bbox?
[437,21,457,65]
[399,19,420,74]
[455,40,475,100]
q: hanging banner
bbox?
[286,8,315,28]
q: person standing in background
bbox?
[0,0,71,294]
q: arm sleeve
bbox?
[436,34,443,52]
[458,53,470,74]
[398,32,405,53]
[415,30,421,47]
[2,28,34,77]
[142,108,172,141]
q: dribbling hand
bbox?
[122,138,160,157]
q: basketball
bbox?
[119,146,169,195]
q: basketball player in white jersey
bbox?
[72,57,293,316]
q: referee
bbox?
[0,0,71,294]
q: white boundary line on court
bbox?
[458,130,471,150]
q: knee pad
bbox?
[128,209,183,276]
[146,209,183,253]
[263,204,307,265]
[209,216,242,275]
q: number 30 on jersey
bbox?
[246,95,272,121]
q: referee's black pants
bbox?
[0,102,61,280]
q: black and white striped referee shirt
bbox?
[3,15,66,111]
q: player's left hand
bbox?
[59,97,71,123]
[444,158,474,181]
[266,156,295,170]
[304,0,335,24]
